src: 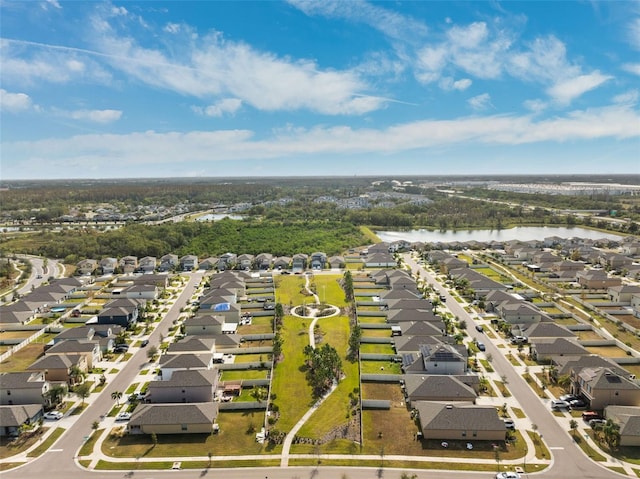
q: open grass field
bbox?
[359,343,395,354]
[270,315,315,432]
[237,316,273,335]
[309,274,348,307]
[296,316,359,440]
[360,329,391,338]
[220,369,269,381]
[273,276,310,307]
[357,315,387,324]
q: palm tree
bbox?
[602,419,620,448]
[69,366,86,385]
[111,390,123,406]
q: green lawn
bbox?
[270,315,315,432]
[296,315,359,439]
[220,369,269,381]
[273,276,309,307]
[359,343,395,354]
[360,360,401,374]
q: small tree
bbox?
[569,419,578,439]
[147,345,158,361]
[74,382,92,405]
[151,432,158,448]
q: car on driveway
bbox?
[115,411,132,421]
[589,418,606,428]
[559,394,579,402]
[510,335,528,344]
[570,399,587,409]
[582,411,602,422]
[43,411,63,420]
[503,418,515,429]
[496,472,521,479]
[551,400,570,409]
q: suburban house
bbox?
[198,257,219,271]
[255,253,273,270]
[575,368,640,410]
[183,314,226,336]
[127,402,219,435]
[159,254,179,272]
[218,252,237,271]
[0,404,43,437]
[236,254,255,271]
[555,355,630,387]
[604,406,640,446]
[180,255,199,271]
[273,256,291,271]
[115,284,158,300]
[448,268,509,298]
[413,401,505,441]
[165,337,216,355]
[496,302,545,325]
[0,372,50,406]
[608,285,640,303]
[45,339,101,369]
[402,375,478,405]
[159,353,214,380]
[137,256,157,273]
[441,257,468,274]
[96,303,139,328]
[530,338,590,363]
[0,302,36,326]
[403,343,468,375]
[310,252,327,270]
[328,256,345,269]
[519,321,576,340]
[131,274,169,289]
[292,254,308,273]
[146,369,218,403]
[27,353,88,384]
[576,270,622,289]
[99,257,118,274]
[364,252,397,268]
[76,259,98,275]
[52,325,120,354]
[386,308,442,324]
[119,256,138,274]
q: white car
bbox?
[43,411,63,420]
[115,411,132,421]
[551,399,570,409]
[496,472,521,479]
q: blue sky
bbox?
[1,0,639,180]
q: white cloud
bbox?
[44,0,62,9]
[612,90,638,105]
[287,0,428,44]
[6,103,637,176]
[468,93,492,110]
[164,23,180,34]
[628,17,640,50]
[87,18,384,115]
[523,99,547,113]
[439,77,472,91]
[111,6,128,16]
[193,98,242,117]
[546,71,612,105]
[623,63,640,76]
[0,89,33,112]
[64,109,122,123]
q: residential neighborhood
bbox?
[1,233,640,478]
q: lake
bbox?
[375,226,625,244]
[196,213,245,222]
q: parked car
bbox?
[570,399,587,409]
[43,411,63,420]
[582,411,602,422]
[477,342,486,351]
[496,473,521,479]
[140,339,149,347]
[510,336,528,344]
[589,418,606,428]
[115,411,131,421]
[263,303,276,310]
[475,325,483,333]
[113,344,129,353]
[503,418,515,429]
[559,394,579,402]
[551,400,570,409]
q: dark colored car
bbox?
[140,339,149,347]
[475,325,483,333]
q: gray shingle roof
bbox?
[414,401,504,431]
[129,402,218,427]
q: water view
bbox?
[376,226,625,244]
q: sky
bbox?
[1,0,639,180]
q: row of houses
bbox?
[360,268,506,442]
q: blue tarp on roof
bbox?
[213,302,231,311]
